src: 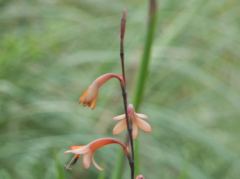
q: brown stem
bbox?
[119,10,135,179]
[120,11,127,83]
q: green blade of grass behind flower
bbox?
[133,0,158,175]
[97,168,106,179]
[111,150,125,179]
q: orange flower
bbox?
[112,104,152,139]
[79,73,124,109]
[64,138,129,171]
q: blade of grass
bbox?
[98,168,106,179]
[54,154,65,179]
[111,150,125,179]
[132,0,157,175]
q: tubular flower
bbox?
[79,73,124,109]
[112,104,152,139]
[64,138,129,171]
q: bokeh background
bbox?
[0,0,240,178]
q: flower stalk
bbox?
[64,6,154,179]
[119,11,135,179]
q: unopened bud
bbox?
[136,174,144,179]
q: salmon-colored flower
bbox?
[79,73,124,109]
[112,104,152,139]
[64,138,129,171]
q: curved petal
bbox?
[112,120,127,135]
[64,146,89,155]
[136,113,148,120]
[92,156,103,171]
[136,118,152,132]
[113,114,126,121]
[86,83,98,101]
[79,90,88,103]
[70,145,82,150]
[132,124,138,139]
[83,153,92,169]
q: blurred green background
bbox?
[1,0,240,178]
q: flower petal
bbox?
[136,118,152,132]
[86,83,98,101]
[70,145,82,150]
[79,90,88,103]
[92,156,103,171]
[136,113,148,120]
[64,146,89,155]
[112,120,127,135]
[83,153,92,169]
[90,97,97,109]
[136,174,144,179]
[113,114,126,121]
[132,124,138,139]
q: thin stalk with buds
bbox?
[64,5,154,179]
[119,11,135,179]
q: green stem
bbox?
[133,0,157,175]
[98,167,106,179]
[111,150,125,179]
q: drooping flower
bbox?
[64,137,129,171]
[112,104,152,139]
[79,73,124,109]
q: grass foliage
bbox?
[0,0,240,178]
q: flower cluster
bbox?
[65,73,152,170]
[64,11,152,179]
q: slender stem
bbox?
[133,0,157,175]
[119,11,135,179]
[120,85,134,178]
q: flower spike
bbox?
[113,104,152,139]
[64,138,129,171]
[79,73,124,109]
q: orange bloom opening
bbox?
[64,138,129,171]
[112,104,152,139]
[79,73,124,109]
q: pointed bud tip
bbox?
[136,174,144,179]
[122,10,127,20]
[120,10,127,40]
[127,104,134,114]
